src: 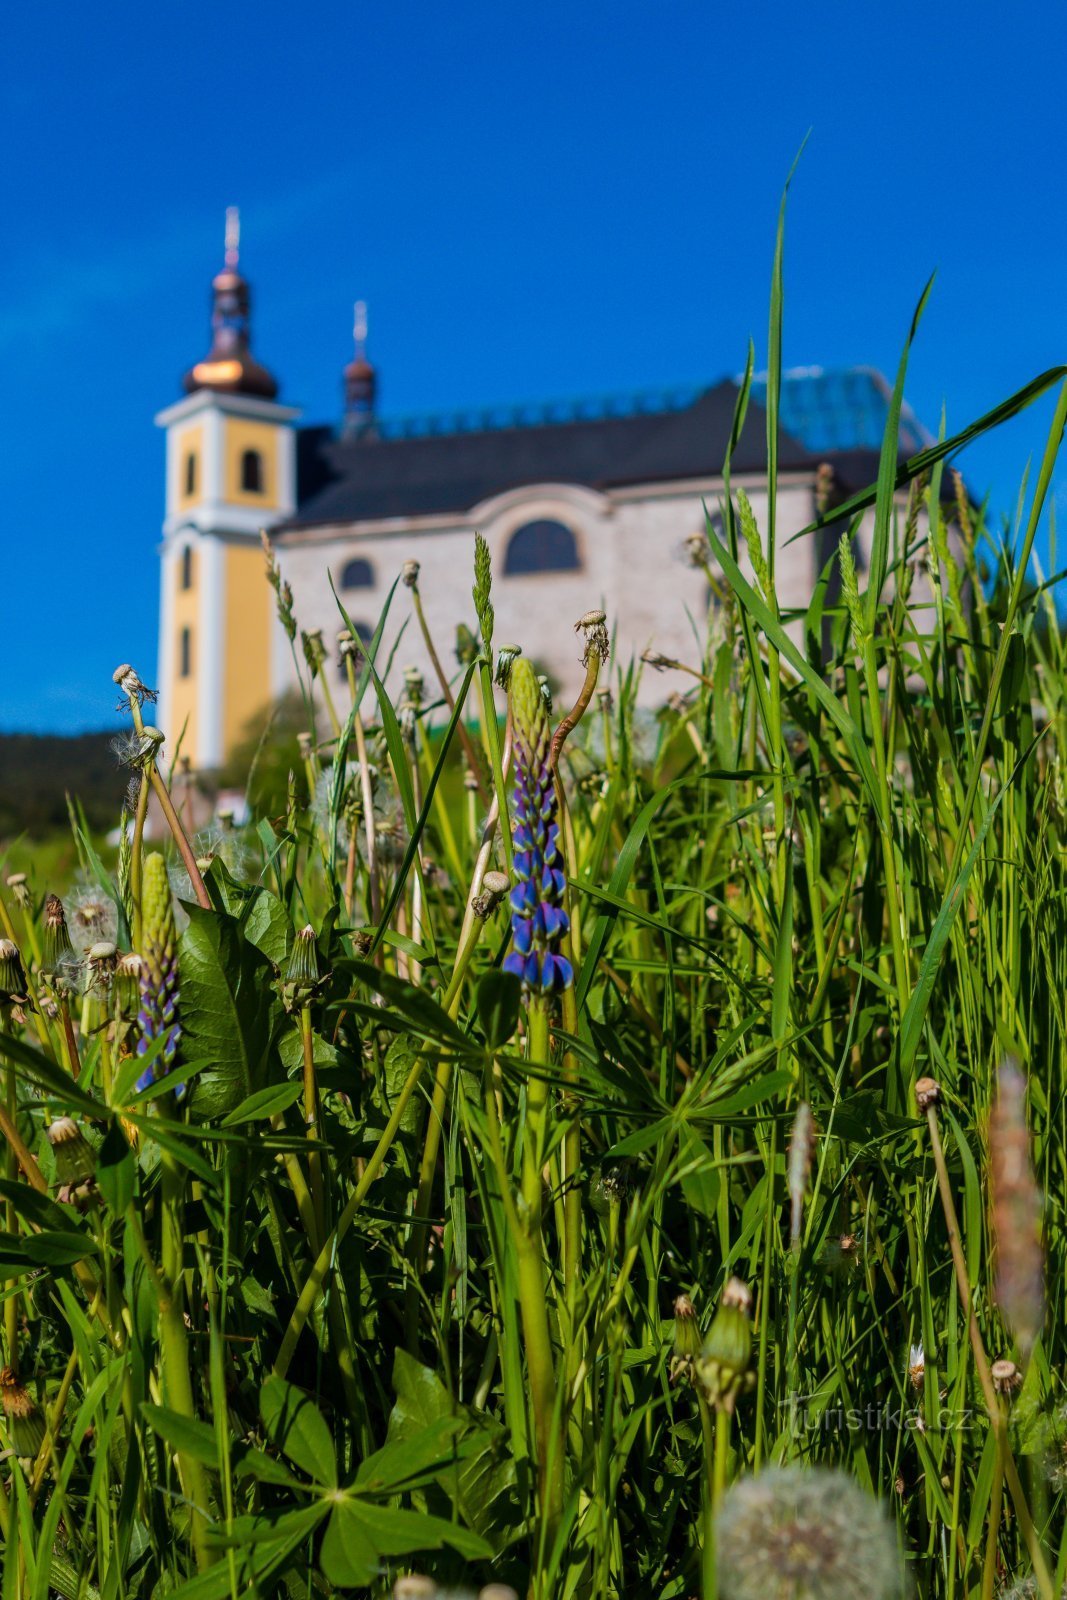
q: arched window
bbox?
[503,519,581,576]
[179,626,193,679]
[180,545,194,591]
[184,453,198,497]
[340,557,375,589]
[240,449,264,493]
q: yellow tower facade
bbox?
[155,211,299,768]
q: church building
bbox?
[156,214,932,767]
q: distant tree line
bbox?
[0,731,128,840]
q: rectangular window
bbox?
[179,626,192,678]
[184,453,198,497]
[180,545,194,590]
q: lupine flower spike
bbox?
[503,657,573,996]
[136,854,182,1096]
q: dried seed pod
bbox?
[0,939,28,1005]
[670,1293,701,1385]
[46,1118,96,1188]
[697,1277,754,1414]
[5,873,30,911]
[471,870,510,920]
[286,925,320,988]
[914,1077,940,1110]
[990,1060,1045,1358]
[787,1102,813,1247]
[0,1368,46,1461]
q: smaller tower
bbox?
[155,210,299,767]
[342,300,378,438]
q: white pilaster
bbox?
[156,543,176,742]
[197,536,227,768]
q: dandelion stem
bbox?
[147,767,211,910]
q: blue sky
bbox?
[3,0,1066,733]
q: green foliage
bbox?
[4,256,1067,1600]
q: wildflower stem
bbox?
[923,1098,1054,1600]
[410,581,490,803]
[300,1004,326,1242]
[147,767,211,910]
[549,652,601,771]
[131,774,150,949]
[477,660,513,872]
[273,913,487,1380]
[158,1145,214,1572]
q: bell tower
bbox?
[155,209,300,768]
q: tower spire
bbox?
[224,205,240,269]
[343,299,378,438]
[182,207,278,399]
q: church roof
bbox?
[281,380,821,530]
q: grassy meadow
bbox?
[2,247,1067,1600]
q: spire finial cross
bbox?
[353,299,368,356]
[224,206,240,269]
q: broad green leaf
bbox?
[140,1403,220,1467]
[341,1499,491,1562]
[180,903,279,1119]
[96,1121,135,1214]
[475,969,521,1051]
[221,1081,303,1126]
[319,1502,379,1589]
[259,1375,336,1485]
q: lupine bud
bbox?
[0,1369,46,1461]
[136,854,182,1096]
[503,658,573,996]
[46,1118,96,1187]
[0,939,28,1005]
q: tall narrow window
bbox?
[241,449,264,493]
[503,519,581,575]
[184,452,198,497]
[180,545,194,591]
[179,626,192,679]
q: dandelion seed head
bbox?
[716,1466,902,1600]
[68,882,117,955]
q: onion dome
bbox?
[183,207,279,399]
[342,300,378,437]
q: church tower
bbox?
[155,209,299,767]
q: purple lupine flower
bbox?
[137,852,183,1096]
[503,657,573,995]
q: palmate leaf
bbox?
[259,1375,337,1485]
